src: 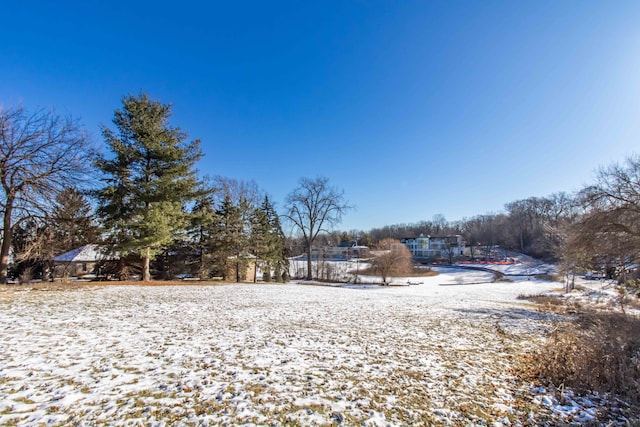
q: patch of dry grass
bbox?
[517,293,565,305]
[520,312,640,416]
[516,293,583,314]
[0,280,236,295]
[534,273,559,282]
[516,291,640,422]
[355,266,438,277]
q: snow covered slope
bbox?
[0,278,611,426]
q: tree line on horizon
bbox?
[1,93,639,287]
[287,164,640,289]
[340,160,639,289]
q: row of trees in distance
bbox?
[2,91,639,286]
[0,93,348,282]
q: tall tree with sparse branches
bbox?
[0,106,94,283]
[284,176,351,280]
[94,93,202,281]
[565,154,640,283]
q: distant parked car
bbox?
[585,271,605,280]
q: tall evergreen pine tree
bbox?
[95,93,202,281]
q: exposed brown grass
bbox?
[521,312,640,410]
[516,293,585,314]
[89,279,232,286]
[517,293,565,305]
[0,279,254,293]
[406,267,439,277]
[355,266,438,277]
[534,273,559,282]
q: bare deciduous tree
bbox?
[284,176,351,280]
[212,176,262,207]
[370,238,413,285]
[0,106,94,283]
[563,155,640,287]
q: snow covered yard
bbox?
[0,278,591,426]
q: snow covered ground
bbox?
[0,272,625,426]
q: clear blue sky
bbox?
[3,1,640,231]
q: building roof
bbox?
[52,245,115,262]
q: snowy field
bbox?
[0,273,604,426]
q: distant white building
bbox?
[401,234,465,258]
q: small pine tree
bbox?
[251,196,288,283]
[11,187,99,280]
[50,187,99,254]
[213,194,247,281]
[188,190,219,278]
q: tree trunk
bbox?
[142,249,151,281]
[570,271,575,291]
[0,200,14,284]
[354,259,359,284]
[519,232,525,254]
[306,244,312,280]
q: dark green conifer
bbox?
[94,93,202,281]
[251,195,288,282]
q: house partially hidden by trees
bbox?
[311,241,370,259]
[401,234,465,259]
[50,245,115,280]
[226,254,257,283]
[49,246,270,283]
[0,106,95,284]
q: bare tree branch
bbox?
[0,106,96,282]
[283,176,351,280]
